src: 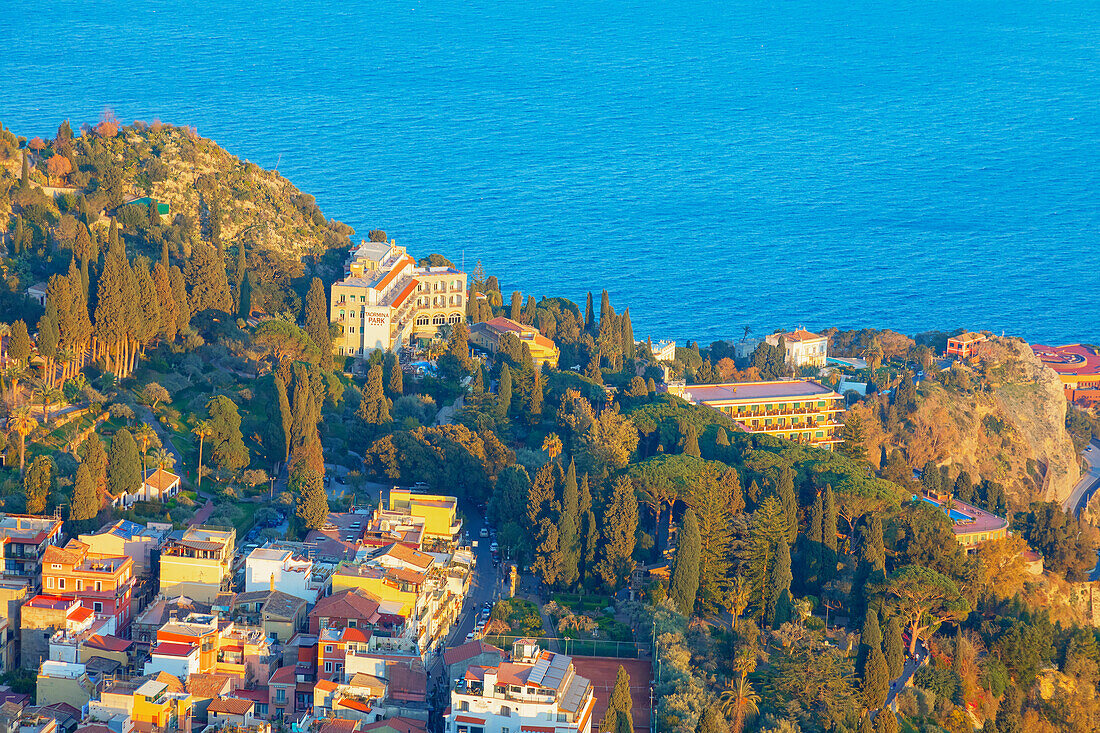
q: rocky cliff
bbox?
[859,336,1080,507]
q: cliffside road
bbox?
[1063,441,1100,513]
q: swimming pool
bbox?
[920,497,970,524]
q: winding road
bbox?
[1062,440,1100,513]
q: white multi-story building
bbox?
[766,329,829,369]
[330,240,467,358]
[245,547,325,604]
[446,640,596,733]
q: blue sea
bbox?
[3,0,1098,345]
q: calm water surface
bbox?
[2,0,1098,344]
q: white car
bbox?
[480,528,489,538]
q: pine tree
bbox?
[496,364,512,420]
[776,465,798,543]
[747,496,788,620]
[692,469,736,614]
[885,616,905,679]
[24,456,52,514]
[557,459,581,588]
[597,476,637,590]
[357,363,391,426]
[841,412,867,461]
[292,465,329,530]
[185,242,232,314]
[107,429,141,500]
[679,423,701,457]
[669,508,701,616]
[70,462,99,521]
[862,645,889,710]
[304,278,333,371]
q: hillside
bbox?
[1,117,354,314]
[855,336,1080,506]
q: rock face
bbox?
[860,337,1080,507]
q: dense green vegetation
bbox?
[2,119,1099,733]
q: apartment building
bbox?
[388,490,461,548]
[159,527,236,603]
[446,640,595,733]
[244,547,325,604]
[667,379,846,450]
[766,329,829,369]
[0,514,64,583]
[20,596,95,669]
[946,332,988,360]
[468,317,560,369]
[330,241,467,358]
[40,541,135,633]
[78,520,171,578]
[143,613,273,683]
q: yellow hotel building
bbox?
[668,379,845,449]
[388,490,461,545]
[330,240,468,357]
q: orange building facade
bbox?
[41,540,134,632]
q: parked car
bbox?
[480,528,489,538]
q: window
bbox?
[458,701,469,712]
[449,313,462,324]
[433,314,446,325]
[324,645,334,653]
[500,707,511,717]
[416,315,429,326]
[324,661,332,673]
[47,577,54,589]
[93,602,103,613]
[276,688,287,703]
[58,578,65,590]
[95,581,102,592]
[347,619,356,628]
[51,564,61,569]
[76,580,83,591]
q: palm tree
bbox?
[719,653,760,733]
[8,406,38,476]
[741,324,752,343]
[191,420,214,491]
[134,423,157,485]
[149,447,176,472]
[541,433,563,462]
[2,364,27,406]
[33,384,64,423]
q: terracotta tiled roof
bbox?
[310,589,381,623]
[378,543,434,570]
[443,640,503,667]
[269,666,297,685]
[85,635,132,653]
[319,721,361,733]
[42,544,85,566]
[142,469,180,491]
[186,673,232,699]
[153,672,184,693]
[207,697,254,715]
[781,329,825,342]
[336,698,372,713]
[359,717,428,733]
[386,659,427,700]
[152,642,195,658]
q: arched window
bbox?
[433,314,446,325]
[448,313,462,324]
[416,315,430,326]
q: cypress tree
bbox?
[584,292,594,332]
[12,215,23,254]
[205,395,250,472]
[24,456,53,514]
[357,363,391,426]
[599,289,611,327]
[386,352,404,398]
[679,423,701,457]
[862,645,889,710]
[238,271,252,320]
[776,466,798,544]
[885,616,905,679]
[600,665,633,732]
[557,459,580,588]
[8,320,31,364]
[952,625,966,678]
[275,375,293,463]
[533,518,561,587]
[509,291,522,320]
[292,465,329,531]
[980,719,997,733]
[20,150,29,187]
[997,686,1023,733]
[169,265,191,332]
[579,475,598,580]
[523,295,537,325]
[858,716,874,733]
[74,223,94,263]
[134,260,161,350]
[722,468,746,515]
[954,470,974,503]
[597,476,638,590]
[83,436,109,501]
[107,429,141,500]
[470,363,485,394]
[496,364,512,420]
[810,492,824,547]
[621,307,635,359]
[304,278,333,371]
[161,239,170,270]
[875,710,899,733]
[823,484,838,553]
[858,608,882,676]
[69,463,99,521]
[766,534,792,626]
[669,508,701,615]
[152,262,179,341]
[185,242,232,314]
[95,242,129,373]
[528,368,543,422]
[447,320,473,373]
